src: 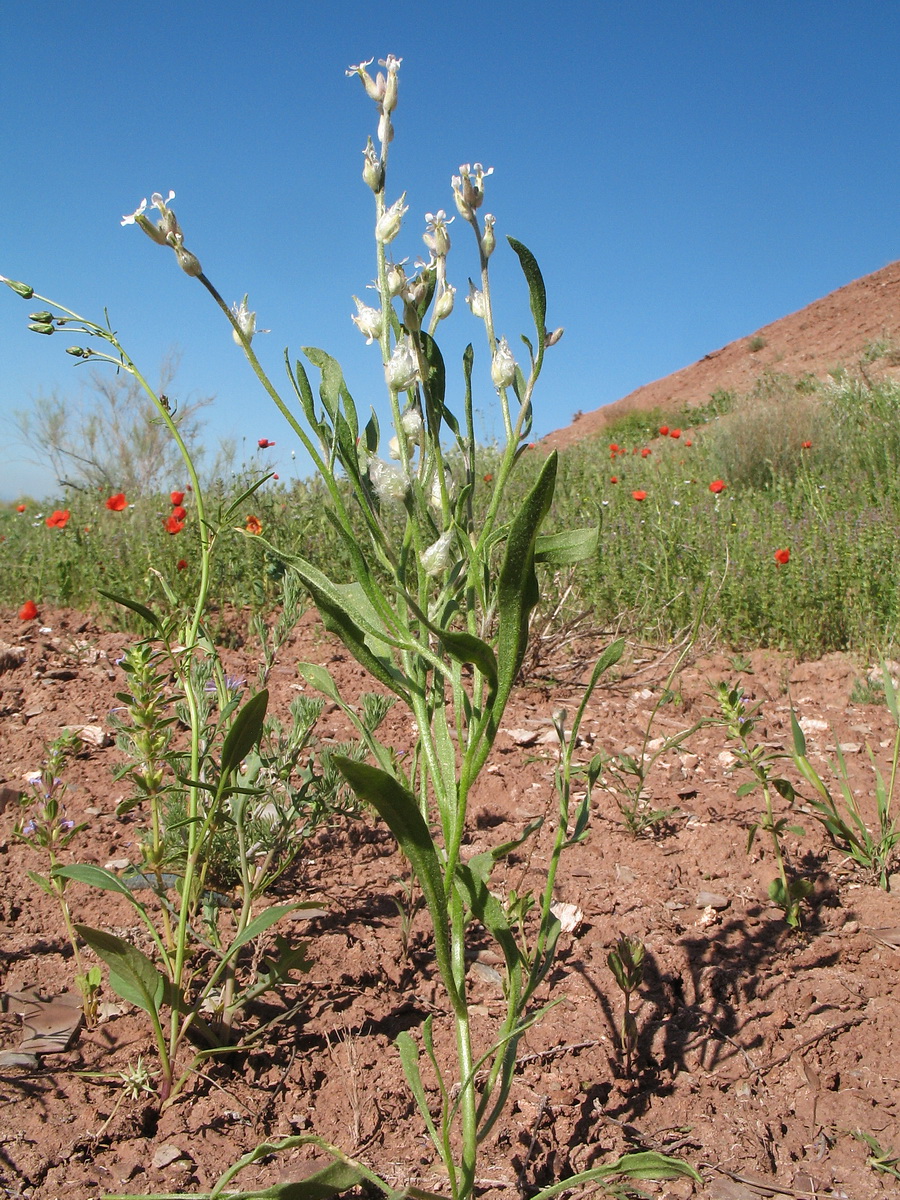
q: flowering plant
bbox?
[3,52,698,1200]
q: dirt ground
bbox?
[0,606,898,1200]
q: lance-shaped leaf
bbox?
[97,589,160,632]
[332,756,462,1013]
[289,559,413,704]
[494,451,558,715]
[75,925,165,1015]
[220,689,269,778]
[508,237,547,359]
[535,526,599,566]
[303,346,357,437]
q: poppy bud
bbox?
[29,311,53,323]
[1,277,34,299]
[28,322,54,335]
[66,346,89,357]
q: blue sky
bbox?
[2,0,899,500]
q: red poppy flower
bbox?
[709,480,727,494]
[659,426,669,436]
[176,558,188,572]
[801,440,812,449]
[273,474,279,480]
[245,514,263,535]
[45,509,70,529]
[105,492,127,512]
[632,490,647,501]
[164,515,185,535]
[670,428,681,438]
[257,438,275,449]
[170,490,185,506]
[15,504,25,513]
[609,443,619,454]
[483,473,494,483]
[610,476,618,484]
[774,548,791,565]
[685,440,693,447]
[18,600,38,621]
[641,448,652,458]
[170,505,187,521]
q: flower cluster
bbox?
[165,488,187,535]
[121,191,202,277]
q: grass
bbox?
[5,372,900,659]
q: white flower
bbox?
[120,197,148,227]
[376,193,408,244]
[230,295,269,345]
[369,457,408,504]
[385,337,419,392]
[428,469,453,512]
[352,295,383,344]
[491,337,517,389]
[451,163,494,220]
[423,210,453,257]
[421,531,454,577]
[480,213,496,258]
[465,280,486,319]
[345,57,375,77]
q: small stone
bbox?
[152,1145,191,1170]
[696,891,729,910]
[842,919,859,934]
[717,750,738,771]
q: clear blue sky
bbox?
[2,0,898,500]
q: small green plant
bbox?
[747,334,767,352]
[852,1129,900,1182]
[607,934,645,1078]
[727,652,753,673]
[850,674,884,705]
[715,681,812,928]
[15,731,101,1023]
[791,665,900,888]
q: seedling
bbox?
[607,934,645,1077]
[715,681,812,928]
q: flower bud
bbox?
[491,337,517,389]
[434,284,455,321]
[1,276,34,299]
[29,311,53,323]
[422,530,454,577]
[377,110,394,146]
[544,326,565,347]
[465,280,486,319]
[352,296,383,344]
[362,139,383,192]
[380,55,402,114]
[386,260,407,297]
[480,214,496,258]
[28,322,54,335]
[368,456,408,505]
[376,193,408,244]
[66,346,88,357]
[386,337,419,392]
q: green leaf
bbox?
[97,589,160,632]
[397,1029,441,1151]
[528,1151,700,1200]
[534,526,599,566]
[75,924,165,1015]
[226,903,297,957]
[332,757,461,1012]
[296,662,343,705]
[495,451,558,715]
[221,689,269,777]
[507,237,547,349]
[790,708,807,756]
[54,862,144,900]
[303,346,347,427]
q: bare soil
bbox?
[542,257,900,452]
[0,607,898,1200]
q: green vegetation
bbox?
[6,371,900,659]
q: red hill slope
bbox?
[543,258,900,451]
